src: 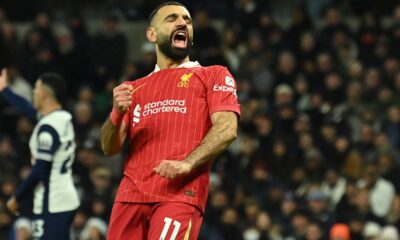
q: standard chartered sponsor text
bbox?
[143,99,187,116]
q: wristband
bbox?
[110,108,124,126]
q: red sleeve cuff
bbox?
[209,105,241,118]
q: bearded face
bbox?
[157,25,192,61]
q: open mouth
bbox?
[172,30,188,48]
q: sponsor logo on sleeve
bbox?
[213,76,237,96]
[225,76,235,87]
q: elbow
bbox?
[225,127,238,143]
[101,142,117,156]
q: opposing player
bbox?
[100,2,240,239]
[2,70,80,240]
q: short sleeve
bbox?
[206,66,241,117]
[36,124,61,161]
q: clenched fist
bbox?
[113,84,134,113]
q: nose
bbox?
[176,15,187,26]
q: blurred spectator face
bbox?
[259,13,274,28]
[247,32,264,52]
[308,190,328,214]
[326,8,341,26]
[291,212,309,236]
[275,84,293,105]
[0,137,13,156]
[316,53,333,73]
[300,32,315,52]
[91,199,107,217]
[36,48,53,62]
[334,136,350,153]
[254,114,272,136]
[321,124,337,142]
[277,51,296,74]
[377,87,393,104]
[252,163,268,182]
[210,190,228,209]
[255,211,272,231]
[294,77,309,95]
[14,218,32,240]
[222,28,238,48]
[273,141,287,157]
[364,68,381,89]
[77,148,98,168]
[27,30,42,48]
[194,10,208,27]
[74,102,93,125]
[388,105,400,122]
[305,223,323,240]
[244,200,261,222]
[299,133,314,151]
[374,132,390,149]
[240,134,258,156]
[294,115,311,133]
[347,61,364,79]
[377,153,394,174]
[384,57,399,75]
[278,105,295,120]
[91,167,112,191]
[364,165,379,187]
[281,196,297,216]
[1,23,15,42]
[359,125,374,143]
[1,180,16,197]
[72,211,88,229]
[78,86,94,103]
[35,13,50,29]
[57,29,74,54]
[221,208,239,225]
[394,5,400,22]
[346,82,362,101]
[333,31,347,46]
[325,73,343,90]
[325,169,339,186]
[290,167,306,186]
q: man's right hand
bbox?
[113,83,134,113]
[0,68,9,92]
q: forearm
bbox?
[100,118,125,156]
[183,121,237,170]
[15,160,51,202]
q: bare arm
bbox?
[100,118,128,156]
[100,84,133,156]
[154,111,238,178]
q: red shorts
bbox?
[107,202,203,240]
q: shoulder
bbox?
[39,110,72,131]
[195,65,229,74]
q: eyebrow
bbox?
[163,13,192,21]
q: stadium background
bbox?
[1,0,400,239]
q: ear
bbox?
[146,27,157,43]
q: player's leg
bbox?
[107,202,152,240]
[147,202,203,240]
[31,211,75,240]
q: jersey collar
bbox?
[152,61,201,73]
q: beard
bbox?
[157,30,192,61]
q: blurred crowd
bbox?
[1,0,400,239]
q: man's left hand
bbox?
[153,160,192,179]
[6,197,19,216]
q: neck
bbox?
[156,50,190,70]
[39,100,62,116]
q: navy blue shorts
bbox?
[32,210,75,240]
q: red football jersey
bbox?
[115,62,240,212]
